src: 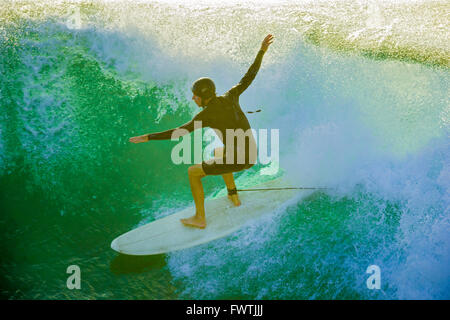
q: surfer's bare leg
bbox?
[214,147,241,206]
[180,164,207,229]
[222,173,241,206]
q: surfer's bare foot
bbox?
[180,215,206,229]
[228,194,241,206]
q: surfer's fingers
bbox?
[263,35,274,47]
[129,136,142,143]
[262,34,271,44]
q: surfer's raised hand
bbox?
[260,34,274,53]
[129,134,149,143]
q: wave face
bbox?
[0,0,448,299]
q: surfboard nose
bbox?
[111,238,119,251]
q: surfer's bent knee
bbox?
[188,164,206,177]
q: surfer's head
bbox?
[191,77,216,107]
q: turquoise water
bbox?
[0,0,449,299]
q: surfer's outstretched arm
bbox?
[129,114,202,143]
[225,34,274,98]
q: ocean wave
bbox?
[1,0,448,67]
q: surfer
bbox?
[129,34,274,228]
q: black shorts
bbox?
[202,160,254,175]
[202,145,255,175]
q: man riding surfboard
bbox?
[129,34,274,229]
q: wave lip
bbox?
[1,0,449,67]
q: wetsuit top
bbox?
[147,49,265,154]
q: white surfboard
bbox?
[111,176,309,255]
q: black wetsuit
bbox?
[148,49,266,175]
